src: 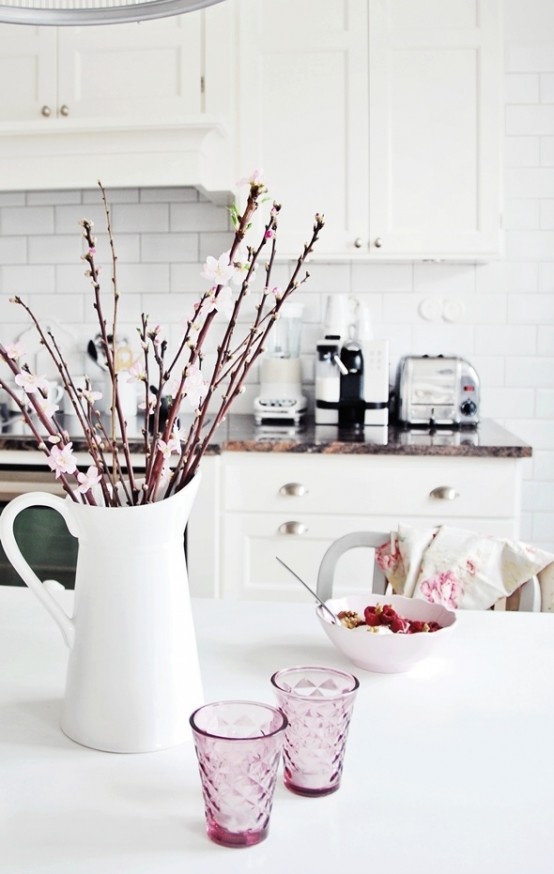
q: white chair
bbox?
[505,577,541,612]
[316,530,542,612]
[316,531,389,602]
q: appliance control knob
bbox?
[374,237,383,248]
[460,399,477,416]
[354,237,363,249]
[41,105,52,117]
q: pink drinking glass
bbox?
[270,665,359,797]
[189,700,288,848]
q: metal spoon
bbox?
[275,556,339,624]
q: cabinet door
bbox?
[0,25,56,123]
[57,16,203,122]
[222,511,384,601]
[220,509,516,601]
[237,0,369,256]
[368,0,502,259]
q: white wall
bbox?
[0,0,553,552]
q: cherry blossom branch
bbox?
[178,213,325,488]
[81,216,138,505]
[1,174,324,507]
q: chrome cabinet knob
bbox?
[429,486,459,501]
[354,237,363,249]
[41,105,52,117]
[278,521,308,535]
[374,237,383,248]
[59,104,70,117]
[278,482,308,497]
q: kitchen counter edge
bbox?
[0,417,532,463]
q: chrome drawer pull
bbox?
[278,521,308,536]
[278,482,308,497]
[429,486,459,501]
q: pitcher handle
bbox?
[0,492,76,648]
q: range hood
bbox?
[0,116,234,204]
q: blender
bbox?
[253,303,307,426]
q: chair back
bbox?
[505,576,541,612]
[316,530,542,612]
[316,531,389,602]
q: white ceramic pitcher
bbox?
[0,474,203,753]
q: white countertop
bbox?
[1,587,553,874]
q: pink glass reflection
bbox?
[271,665,359,797]
[189,700,287,848]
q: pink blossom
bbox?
[183,364,208,410]
[164,376,182,402]
[46,443,77,479]
[34,397,60,418]
[126,361,146,383]
[157,430,181,459]
[148,324,163,346]
[230,244,255,285]
[76,465,101,495]
[420,570,461,610]
[201,252,235,286]
[4,341,24,360]
[138,396,157,415]
[14,371,49,395]
[213,285,234,318]
[237,168,265,187]
[270,286,283,299]
[79,388,102,404]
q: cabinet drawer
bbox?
[221,512,379,601]
[222,453,519,520]
[220,510,516,602]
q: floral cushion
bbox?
[376,524,554,611]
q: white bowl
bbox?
[317,594,457,674]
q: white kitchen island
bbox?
[1,586,553,874]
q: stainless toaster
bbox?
[396,355,480,427]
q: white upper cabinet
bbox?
[0,26,57,123]
[0,7,235,197]
[237,0,502,260]
[368,0,502,260]
[0,18,202,125]
[237,0,369,257]
[58,19,203,122]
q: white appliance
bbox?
[315,295,389,430]
[253,303,307,426]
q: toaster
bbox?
[396,355,480,428]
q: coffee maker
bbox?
[253,302,307,426]
[315,295,389,430]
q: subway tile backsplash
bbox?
[1,32,554,553]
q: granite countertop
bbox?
[0,413,532,461]
[221,417,531,457]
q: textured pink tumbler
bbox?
[189,700,287,848]
[271,665,359,797]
